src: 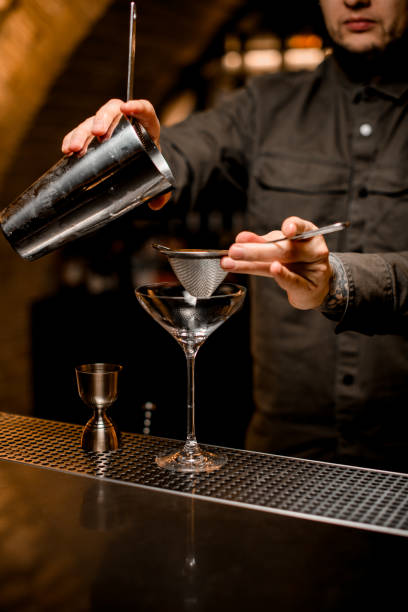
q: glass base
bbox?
[155,446,226,473]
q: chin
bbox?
[337,29,386,54]
[341,38,385,54]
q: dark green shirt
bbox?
[161,49,408,471]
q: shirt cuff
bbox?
[318,253,350,322]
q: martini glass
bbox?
[135,283,246,473]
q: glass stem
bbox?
[184,347,198,454]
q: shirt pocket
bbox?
[249,153,350,233]
[368,164,408,195]
[361,164,408,252]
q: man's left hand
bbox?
[221,216,331,310]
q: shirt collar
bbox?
[327,38,408,101]
[369,78,408,100]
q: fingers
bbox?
[280,216,318,238]
[256,216,319,245]
[61,97,161,156]
[227,241,287,263]
[238,217,316,246]
[148,192,172,210]
[62,116,96,156]
[222,254,330,309]
[226,239,324,264]
[227,217,327,266]
[268,262,314,309]
[221,257,275,277]
[269,260,311,291]
[233,216,318,255]
[91,98,123,136]
[269,260,304,290]
[222,216,330,306]
[235,231,267,244]
[269,260,331,310]
[61,99,123,156]
[60,96,170,213]
[120,99,161,146]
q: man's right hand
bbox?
[61,98,170,210]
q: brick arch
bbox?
[0,0,113,186]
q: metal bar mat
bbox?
[1,412,408,536]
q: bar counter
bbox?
[0,411,407,611]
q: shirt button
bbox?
[359,123,373,137]
[343,374,354,386]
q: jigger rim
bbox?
[75,363,123,375]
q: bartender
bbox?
[62,0,408,471]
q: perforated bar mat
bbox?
[1,412,408,536]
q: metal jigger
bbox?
[75,363,123,452]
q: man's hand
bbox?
[221,216,332,310]
[61,98,170,210]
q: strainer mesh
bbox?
[168,257,227,298]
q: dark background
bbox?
[0,0,326,448]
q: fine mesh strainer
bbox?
[152,222,350,298]
[153,244,228,297]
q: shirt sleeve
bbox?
[329,252,408,335]
[159,85,256,208]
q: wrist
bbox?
[318,253,349,321]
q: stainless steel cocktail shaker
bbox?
[0,116,175,260]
